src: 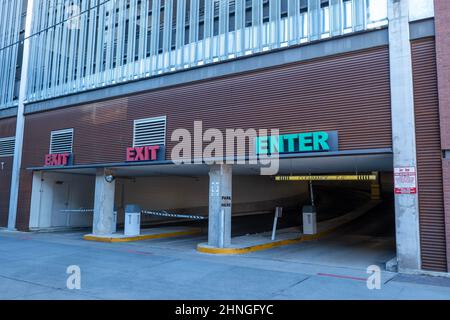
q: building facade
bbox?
[0,0,448,274]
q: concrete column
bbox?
[388,0,421,271]
[7,0,35,230]
[208,164,232,248]
[92,169,116,235]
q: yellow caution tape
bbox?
[275,175,377,181]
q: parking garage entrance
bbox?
[27,151,397,270]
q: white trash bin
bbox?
[302,205,317,235]
[124,205,141,236]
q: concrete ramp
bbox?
[197,199,382,254]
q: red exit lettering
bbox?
[45,153,70,166]
[126,146,160,162]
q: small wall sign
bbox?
[394,166,417,195]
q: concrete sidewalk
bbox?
[0,230,449,300]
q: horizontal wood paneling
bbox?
[412,37,447,272]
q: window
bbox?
[300,0,308,14]
[343,0,352,29]
[50,129,74,154]
[321,0,330,33]
[0,137,15,157]
[133,116,167,147]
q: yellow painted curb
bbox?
[83,228,202,243]
[197,237,304,255]
[196,227,341,255]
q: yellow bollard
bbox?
[371,171,381,200]
[371,183,381,200]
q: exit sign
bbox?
[44,153,72,167]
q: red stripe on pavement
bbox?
[317,273,367,282]
[124,249,153,256]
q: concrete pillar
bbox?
[388,0,421,271]
[208,164,232,248]
[7,0,35,230]
[92,169,116,235]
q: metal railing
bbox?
[142,209,207,220]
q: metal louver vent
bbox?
[133,116,167,147]
[0,137,15,157]
[50,129,73,154]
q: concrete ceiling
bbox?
[46,153,393,177]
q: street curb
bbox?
[83,227,202,243]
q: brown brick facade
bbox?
[434,0,450,271]
[0,116,16,227]
[412,38,447,272]
[444,159,450,270]
[434,0,450,150]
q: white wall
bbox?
[29,172,95,230]
[409,0,434,21]
[28,173,309,229]
[113,175,309,224]
[117,175,308,210]
[28,171,390,230]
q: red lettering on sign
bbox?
[126,148,135,162]
[148,146,160,160]
[44,153,70,167]
[126,146,161,162]
[61,153,69,166]
[45,154,52,166]
[134,147,146,161]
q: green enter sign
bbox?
[256,131,338,155]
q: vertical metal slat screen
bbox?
[0,0,388,109]
[0,0,24,108]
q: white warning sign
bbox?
[394,167,417,195]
